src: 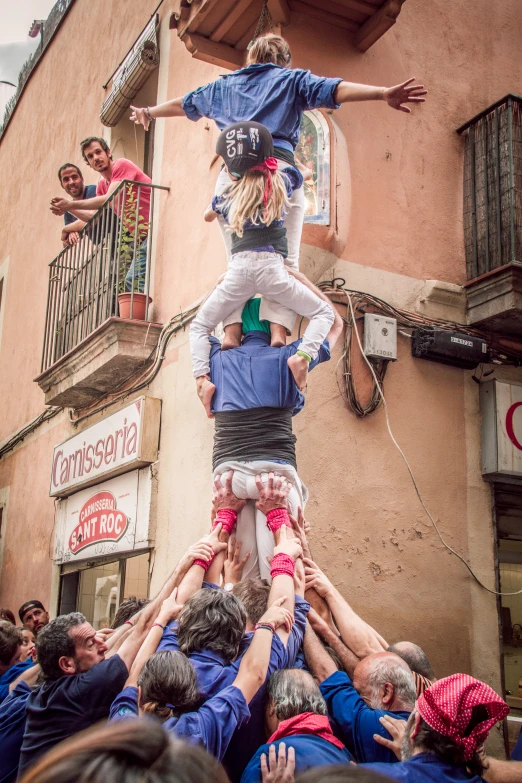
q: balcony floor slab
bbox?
[35,317,163,408]
[466,264,522,337]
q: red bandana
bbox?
[267,712,345,751]
[417,673,509,761]
[250,156,278,206]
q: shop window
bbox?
[296,110,331,226]
[60,551,150,630]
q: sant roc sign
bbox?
[50,397,161,498]
[481,380,522,479]
[53,469,153,564]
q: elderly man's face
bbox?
[401,711,418,760]
[70,622,108,673]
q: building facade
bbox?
[1,0,522,753]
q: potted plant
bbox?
[117,186,152,320]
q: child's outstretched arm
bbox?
[204,204,218,222]
[334,77,427,113]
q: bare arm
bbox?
[130,98,185,130]
[62,218,88,233]
[174,536,221,605]
[204,205,218,222]
[205,470,246,586]
[303,621,338,683]
[287,268,344,350]
[308,607,360,678]
[51,180,121,216]
[334,78,427,113]
[232,598,293,704]
[304,558,387,657]
[125,591,183,687]
[483,758,522,783]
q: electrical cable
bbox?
[344,290,522,597]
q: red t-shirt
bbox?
[97,158,152,236]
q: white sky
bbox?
[0,0,56,114]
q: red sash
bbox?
[267,712,346,751]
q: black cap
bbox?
[216,121,274,177]
[19,600,45,623]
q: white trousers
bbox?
[215,161,306,334]
[214,460,308,582]
[190,251,334,378]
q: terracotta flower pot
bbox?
[117,292,152,320]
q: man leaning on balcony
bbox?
[50,137,152,293]
[57,163,97,248]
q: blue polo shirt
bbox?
[241,735,353,783]
[18,654,128,775]
[110,684,249,760]
[320,671,411,763]
[0,681,31,783]
[0,659,34,703]
[512,726,522,760]
[362,752,486,782]
[209,332,331,415]
[182,63,342,150]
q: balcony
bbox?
[170,0,407,69]
[35,180,168,408]
[457,95,522,336]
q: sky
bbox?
[0,0,56,115]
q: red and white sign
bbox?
[54,469,153,564]
[481,380,522,478]
[50,397,160,498]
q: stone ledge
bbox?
[415,279,467,322]
[466,264,522,337]
[34,318,163,408]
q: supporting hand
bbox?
[261,743,296,783]
[273,525,302,562]
[51,197,71,215]
[303,557,334,599]
[373,714,407,760]
[130,105,151,131]
[213,470,246,514]
[289,506,311,559]
[383,78,427,113]
[255,472,292,515]
[223,538,250,586]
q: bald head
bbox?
[353,652,416,713]
[388,641,435,681]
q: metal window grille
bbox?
[457,95,522,281]
[41,180,168,373]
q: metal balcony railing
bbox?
[458,95,522,281]
[41,179,168,373]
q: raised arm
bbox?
[308,607,360,678]
[232,597,293,704]
[206,470,246,586]
[304,557,387,657]
[334,78,427,113]
[173,532,224,605]
[303,620,338,683]
[130,98,185,130]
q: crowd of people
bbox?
[1,479,520,782]
[3,28,519,783]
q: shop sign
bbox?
[481,380,522,479]
[50,397,161,498]
[54,469,152,564]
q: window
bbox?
[296,110,331,225]
[59,551,150,629]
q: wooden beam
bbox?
[178,0,223,38]
[211,0,253,42]
[288,0,359,32]
[297,0,373,21]
[184,33,245,69]
[339,0,378,16]
[353,0,406,51]
[267,0,291,25]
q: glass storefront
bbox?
[59,550,150,629]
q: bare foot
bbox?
[287,354,309,391]
[196,376,216,418]
[222,323,242,351]
[270,322,287,348]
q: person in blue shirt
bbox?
[0,622,35,704]
[0,680,31,783]
[110,589,292,762]
[361,673,510,783]
[304,623,415,765]
[208,287,343,583]
[130,33,427,271]
[241,668,353,783]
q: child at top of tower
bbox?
[189,121,335,417]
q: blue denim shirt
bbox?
[182,63,342,149]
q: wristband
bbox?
[296,349,312,362]
[152,622,166,630]
[255,622,275,634]
[271,553,295,579]
[145,107,153,121]
[212,508,237,536]
[266,508,291,533]
[194,549,215,571]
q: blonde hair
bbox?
[245,34,291,67]
[222,169,289,237]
